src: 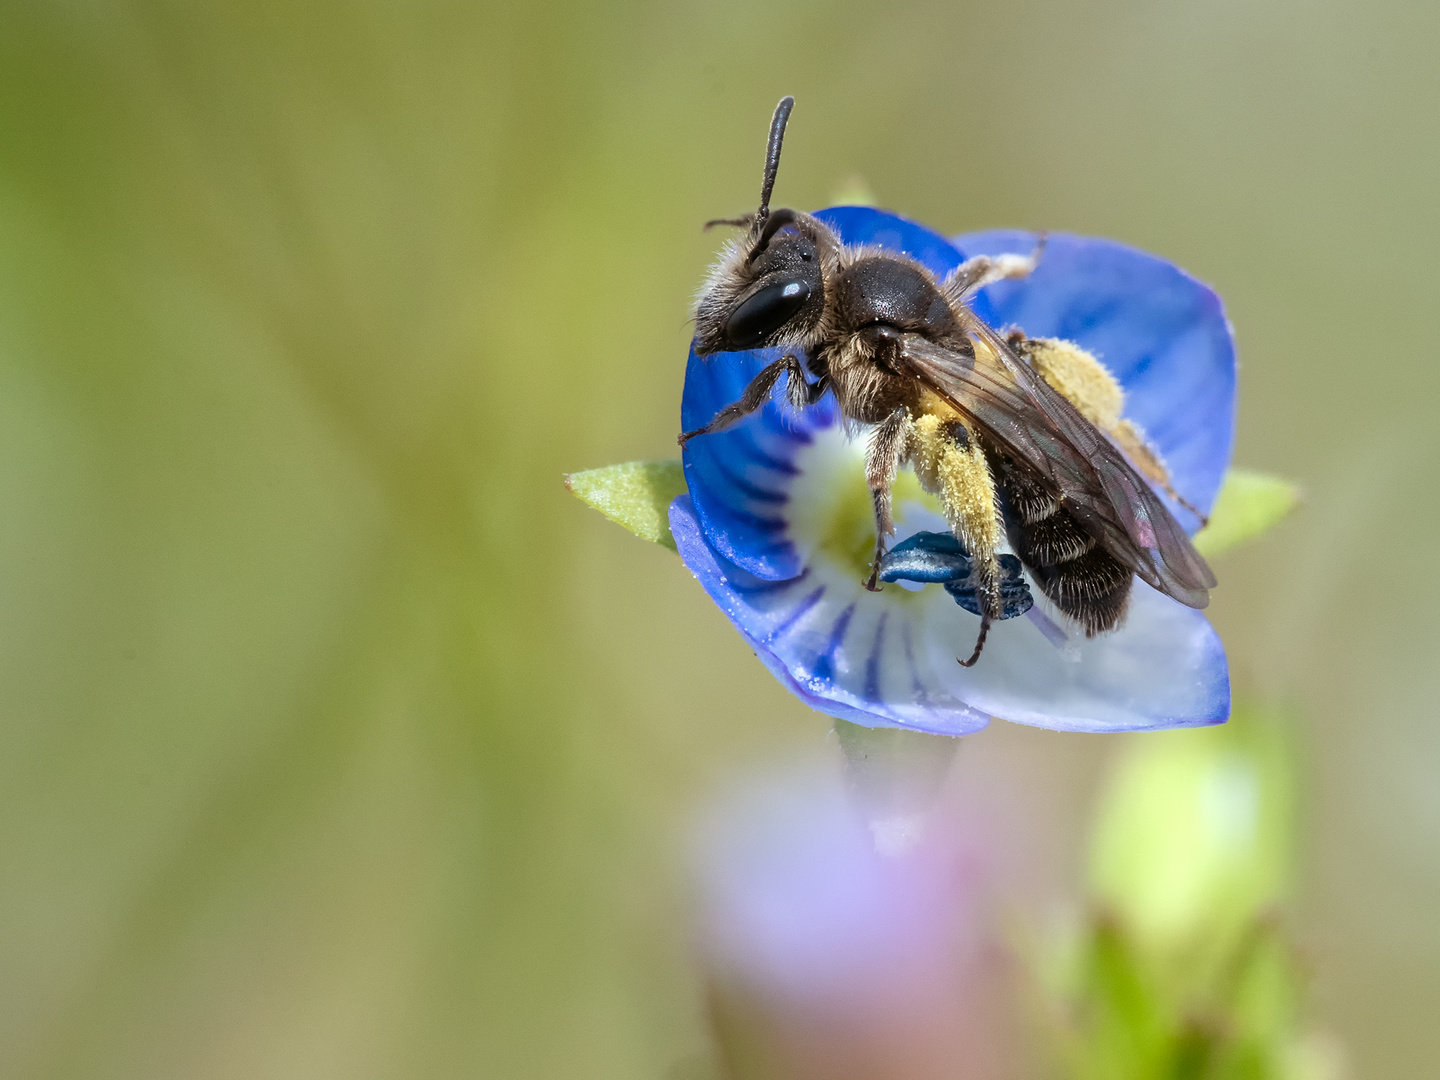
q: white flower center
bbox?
[783,421,949,585]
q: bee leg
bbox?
[1011,332,1213,529]
[863,487,889,593]
[863,408,912,591]
[1111,422,1210,526]
[957,615,992,668]
[910,414,1007,663]
[943,234,1046,302]
[786,365,829,409]
[678,353,817,446]
[956,556,1006,666]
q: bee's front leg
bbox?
[863,408,912,592]
[678,353,821,446]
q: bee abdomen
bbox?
[1009,488,1059,527]
[1027,547,1132,637]
[990,451,1132,635]
[1012,507,1096,565]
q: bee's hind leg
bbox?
[1111,422,1210,526]
[957,615,992,668]
[678,353,821,446]
[1011,331,1213,529]
[863,408,912,591]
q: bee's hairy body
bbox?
[683,96,1211,664]
[821,249,1134,635]
[819,252,965,423]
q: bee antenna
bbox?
[757,95,794,223]
[746,207,799,264]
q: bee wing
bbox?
[897,322,1216,608]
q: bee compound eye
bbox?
[723,278,812,349]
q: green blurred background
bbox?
[0,1,1436,1077]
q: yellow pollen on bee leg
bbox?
[909,413,1000,561]
[1025,337,1177,490]
[908,413,947,490]
[1114,419,1173,488]
[1027,337,1125,430]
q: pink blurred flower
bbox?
[692,768,1025,1080]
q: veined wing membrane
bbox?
[897,328,1214,608]
[963,316,1216,596]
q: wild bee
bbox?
[681,96,1215,666]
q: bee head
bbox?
[693,96,829,356]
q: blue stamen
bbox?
[878,532,1033,619]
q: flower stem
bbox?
[833,720,960,854]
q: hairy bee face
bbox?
[693,225,826,356]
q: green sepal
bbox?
[565,461,1300,560]
[564,460,687,550]
[1193,469,1302,559]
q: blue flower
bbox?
[673,207,1235,736]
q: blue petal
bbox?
[676,211,1235,732]
[681,344,834,580]
[954,230,1237,524]
[672,495,1230,734]
[816,206,965,279]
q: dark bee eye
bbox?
[724,278,811,349]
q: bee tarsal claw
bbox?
[956,616,992,668]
